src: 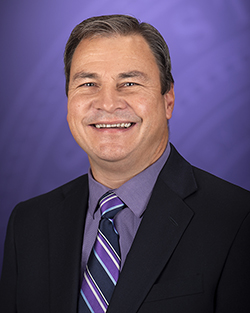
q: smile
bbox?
[94,123,132,129]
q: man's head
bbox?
[65,15,175,187]
[64,15,174,97]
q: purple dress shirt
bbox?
[81,143,171,273]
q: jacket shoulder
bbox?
[166,144,250,212]
[193,166,250,201]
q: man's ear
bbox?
[164,83,175,120]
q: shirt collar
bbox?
[88,142,171,218]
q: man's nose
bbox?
[93,87,126,112]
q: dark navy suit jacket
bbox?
[1,144,250,312]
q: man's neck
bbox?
[88,144,169,189]
[89,160,145,189]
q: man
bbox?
[0,14,250,313]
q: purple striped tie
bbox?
[78,191,125,312]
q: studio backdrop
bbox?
[0,0,249,273]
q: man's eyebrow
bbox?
[118,71,149,80]
[72,70,149,82]
[72,71,99,82]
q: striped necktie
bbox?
[78,191,125,313]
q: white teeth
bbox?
[95,123,132,129]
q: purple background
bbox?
[0,0,250,273]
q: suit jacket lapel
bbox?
[107,145,198,313]
[48,175,89,313]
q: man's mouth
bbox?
[93,122,133,129]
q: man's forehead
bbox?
[69,34,160,83]
[74,34,152,57]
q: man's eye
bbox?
[84,82,95,87]
[78,82,95,88]
[124,82,136,87]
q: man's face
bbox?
[67,34,174,176]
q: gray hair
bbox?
[64,14,174,96]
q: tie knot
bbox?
[99,191,125,219]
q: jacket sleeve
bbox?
[0,208,18,313]
[215,212,250,312]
